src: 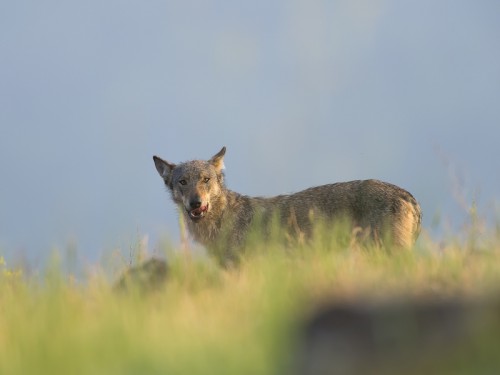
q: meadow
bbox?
[1,225,500,375]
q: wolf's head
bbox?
[153,147,226,222]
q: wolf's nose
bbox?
[190,200,202,209]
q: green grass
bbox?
[1,230,500,374]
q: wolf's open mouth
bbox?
[188,204,209,220]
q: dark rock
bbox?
[114,258,168,293]
[293,297,500,375]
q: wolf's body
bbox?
[153,147,421,264]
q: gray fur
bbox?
[153,147,422,265]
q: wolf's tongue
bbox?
[191,205,208,216]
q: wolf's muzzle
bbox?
[187,198,208,221]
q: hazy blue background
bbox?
[1,1,499,265]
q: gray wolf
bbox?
[153,147,421,265]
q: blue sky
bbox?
[1,1,499,264]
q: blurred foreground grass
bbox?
[1,231,500,374]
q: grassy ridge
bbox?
[1,233,500,374]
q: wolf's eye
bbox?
[203,177,210,183]
[179,179,187,186]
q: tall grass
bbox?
[1,228,500,374]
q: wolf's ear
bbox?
[209,146,226,173]
[153,156,176,184]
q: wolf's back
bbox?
[263,179,421,248]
